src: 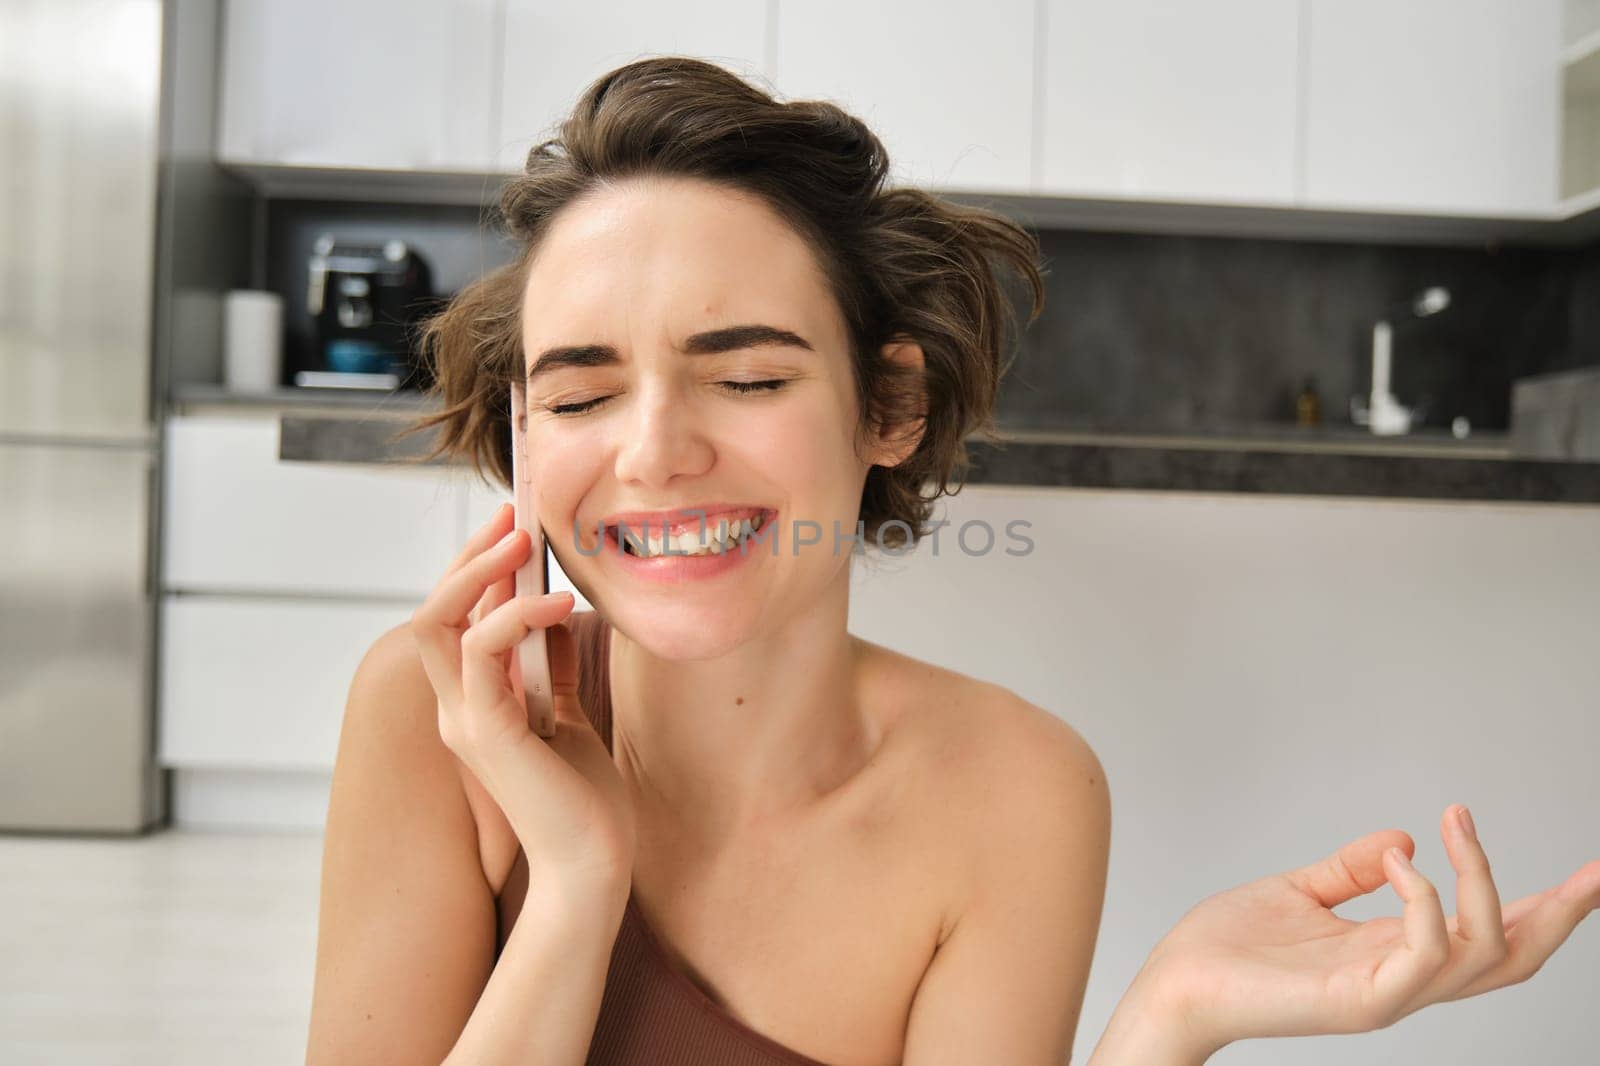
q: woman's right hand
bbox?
[412,501,637,899]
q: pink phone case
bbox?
[510,383,557,738]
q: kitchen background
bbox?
[3,0,1598,1064]
[260,196,1600,435]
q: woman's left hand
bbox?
[1139,804,1600,1056]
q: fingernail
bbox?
[1458,805,1477,842]
[1388,847,1413,871]
[497,529,518,548]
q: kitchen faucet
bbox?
[1350,285,1450,435]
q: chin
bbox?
[600,595,766,662]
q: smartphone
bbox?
[509,382,557,738]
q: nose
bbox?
[611,375,714,489]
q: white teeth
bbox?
[619,511,768,558]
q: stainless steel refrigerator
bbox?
[0,0,168,832]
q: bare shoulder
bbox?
[354,620,466,775]
[364,612,607,897]
[856,637,1112,929]
[361,619,433,704]
[307,619,497,1065]
[860,641,1113,1062]
[337,620,455,776]
[858,635,1109,799]
[358,620,516,891]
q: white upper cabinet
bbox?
[217,0,499,170]
[1040,0,1301,205]
[774,0,1036,195]
[1302,0,1563,215]
[211,0,1570,220]
[496,1,769,174]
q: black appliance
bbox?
[299,234,436,390]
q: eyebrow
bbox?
[526,324,814,382]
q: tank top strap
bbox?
[570,609,615,752]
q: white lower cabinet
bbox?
[159,595,416,773]
[163,412,463,598]
[161,409,472,828]
[158,411,601,827]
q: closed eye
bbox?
[544,380,790,417]
[717,379,789,396]
[545,397,609,416]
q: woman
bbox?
[305,57,1599,1065]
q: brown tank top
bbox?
[564,609,833,1066]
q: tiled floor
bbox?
[0,829,324,1066]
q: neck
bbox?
[607,581,874,846]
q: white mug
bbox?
[223,290,284,393]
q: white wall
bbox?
[848,484,1600,1064]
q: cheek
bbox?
[730,395,864,517]
[529,429,605,537]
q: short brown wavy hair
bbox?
[394,55,1044,551]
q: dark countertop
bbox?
[967,436,1600,504]
[168,383,1600,505]
[170,382,438,413]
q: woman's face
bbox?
[519,176,895,658]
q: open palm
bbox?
[1144,805,1600,1053]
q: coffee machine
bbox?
[299,234,436,390]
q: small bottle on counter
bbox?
[1295,375,1323,428]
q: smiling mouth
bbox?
[611,509,775,558]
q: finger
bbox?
[447,502,514,577]
[1400,804,1507,1012]
[433,528,531,625]
[477,571,516,670]
[413,528,532,707]
[1446,886,1551,938]
[460,590,576,741]
[1448,858,1600,1001]
[1443,803,1506,948]
[1502,888,1556,931]
[1284,828,1415,909]
[468,569,504,627]
[1370,846,1452,1022]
